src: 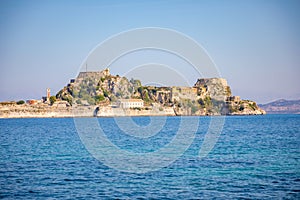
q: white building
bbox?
[117,99,144,108]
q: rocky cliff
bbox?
[55,69,265,116]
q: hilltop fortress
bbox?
[61,68,265,116]
[0,68,265,118]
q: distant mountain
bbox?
[259,99,300,114]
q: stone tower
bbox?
[46,88,51,102]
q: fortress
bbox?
[58,69,265,116]
[0,69,265,118]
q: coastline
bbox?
[0,103,265,119]
[1,69,267,119]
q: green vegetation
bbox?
[144,91,150,102]
[198,98,205,106]
[191,105,198,114]
[76,99,82,105]
[94,94,105,103]
[129,78,142,91]
[87,97,95,105]
[109,95,117,102]
[130,78,141,87]
[49,96,56,105]
[103,90,109,97]
[61,95,72,105]
[115,92,123,98]
[239,105,245,111]
[211,99,225,113]
[150,88,157,94]
[128,87,133,93]
[72,90,79,98]
[16,100,25,105]
[133,107,142,111]
[248,102,257,111]
[198,96,212,108]
[137,86,143,94]
[228,105,238,113]
[185,99,199,114]
[225,86,232,96]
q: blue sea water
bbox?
[0,115,299,199]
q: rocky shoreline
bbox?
[0,102,265,119]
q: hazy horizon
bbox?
[1,0,299,104]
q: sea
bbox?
[0,115,299,199]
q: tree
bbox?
[76,99,82,105]
[50,96,56,105]
[16,100,25,105]
[94,94,105,103]
[63,96,73,105]
[103,90,109,97]
[144,91,150,102]
[137,86,143,94]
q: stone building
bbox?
[117,99,144,109]
[77,68,110,80]
[171,87,198,102]
[227,96,240,102]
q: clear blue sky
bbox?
[0,0,299,103]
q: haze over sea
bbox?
[0,115,299,199]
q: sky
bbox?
[0,0,299,104]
